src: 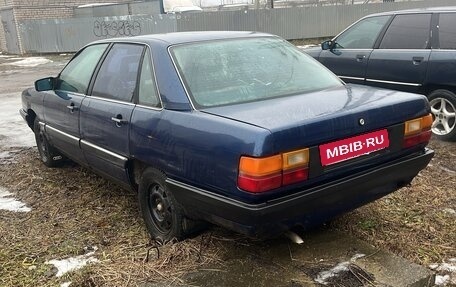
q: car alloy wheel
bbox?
[430,97,456,136]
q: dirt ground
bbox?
[0,54,455,287]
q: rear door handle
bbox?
[412,56,424,65]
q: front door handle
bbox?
[66,103,78,112]
[111,114,128,127]
[356,54,366,62]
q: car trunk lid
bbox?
[201,84,430,154]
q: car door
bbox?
[130,47,165,167]
[365,13,433,93]
[319,15,391,84]
[43,43,109,163]
[427,12,456,89]
[79,43,145,185]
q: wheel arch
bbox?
[26,109,37,130]
[128,159,166,192]
[422,84,456,97]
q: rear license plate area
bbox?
[319,129,389,166]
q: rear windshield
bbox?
[170,37,342,108]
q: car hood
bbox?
[201,84,430,152]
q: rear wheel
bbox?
[138,168,205,243]
[33,118,65,167]
[428,90,456,142]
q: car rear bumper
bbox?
[167,148,434,238]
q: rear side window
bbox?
[92,43,144,102]
[379,14,431,49]
[336,16,390,49]
[56,44,108,94]
[439,13,456,49]
[138,49,160,107]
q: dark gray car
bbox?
[304,7,456,141]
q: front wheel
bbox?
[33,118,65,167]
[428,90,456,142]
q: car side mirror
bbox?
[321,40,334,51]
[35,77,55,91]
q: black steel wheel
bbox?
[148,183,174,234]
[138,168,185,243]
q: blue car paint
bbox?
[130,107,273,202]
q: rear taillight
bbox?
[238,155,282,193]
[403,114,433,148]
[282,149,309,185]
[238,148,309,193]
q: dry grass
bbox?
[0,149,224,287]
[0,138,454,286]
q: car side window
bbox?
[379,14,431,49]
[92,43,144,102]
[138,49,160,107]
[335,16,390,49]
[55,44,108,94]
[438,13,456,49]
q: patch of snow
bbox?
[0,149,19,164]
[430,259,456,286]
[0,55,14,58]
[435,262,456,273]
[443,208,456,216]
[0,187,31,212]
[430,263,440,269]
[4,57,52,67]
[435,275,450,286]
[46,247,99,277]
[0,92,36,148]
[0,151,12,159]
[315,253,365,285]
[61,282,72,287]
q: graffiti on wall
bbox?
[93,20,141,38]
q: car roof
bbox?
[93,31,274,46]
[367,6,456,17]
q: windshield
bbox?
[170,37,343,108]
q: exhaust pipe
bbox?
[285,231,304,244]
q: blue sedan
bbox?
[20,32,434,242]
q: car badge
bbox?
[359,118,365,126]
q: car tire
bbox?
[139,168,201,243]
[428,90,456,142]
[33,118,66,167]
